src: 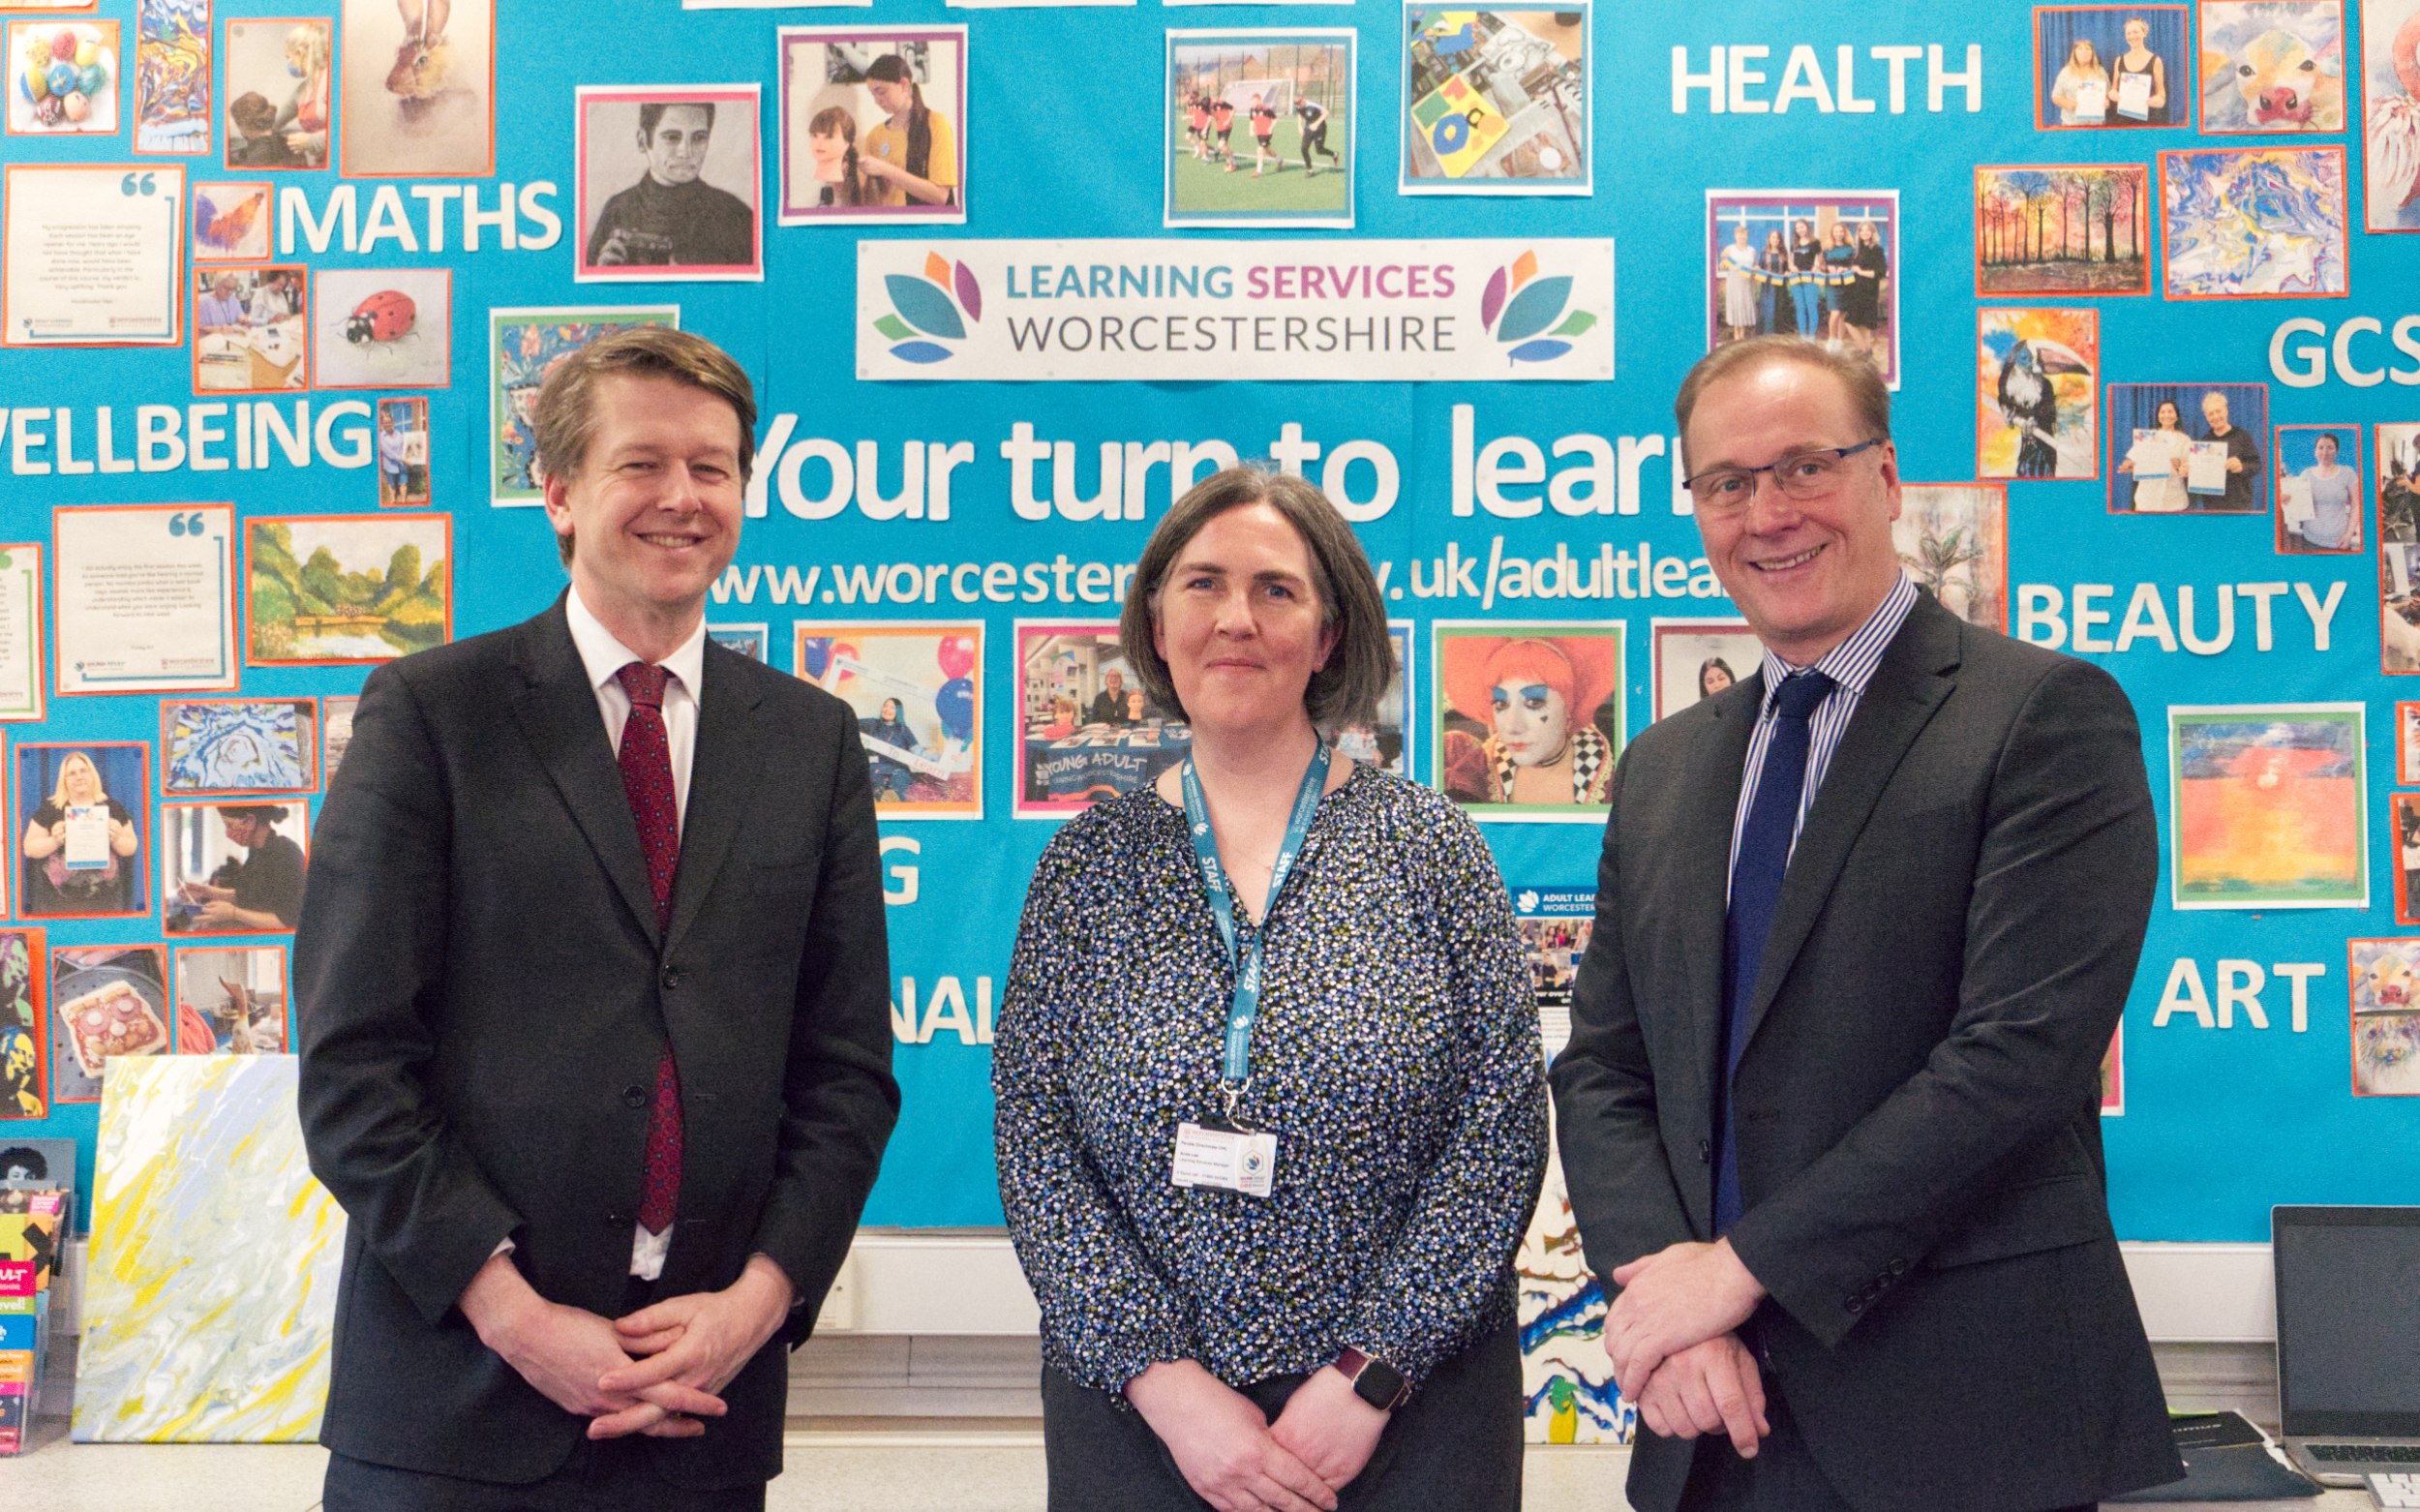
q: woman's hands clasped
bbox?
[1126,1359,1358,1512]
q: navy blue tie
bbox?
[1714,670,1835,1234]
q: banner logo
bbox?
[873,252,983,366]
[1482,250,1596,367]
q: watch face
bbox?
[1351,1357,1407,1410]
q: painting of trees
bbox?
[1976,164,2150,294]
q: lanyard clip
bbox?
[1220,1079,1249,1125]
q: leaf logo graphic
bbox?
[872,252,982,365]
[1478,249,1596,367]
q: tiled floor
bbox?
[7,1416,2386,1512]
[6,1415,1639,1511]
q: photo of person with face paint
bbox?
[1435,626,1623,818]
[575,85,763,281]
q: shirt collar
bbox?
[1756,571,1919,712]
[565,585,708,701]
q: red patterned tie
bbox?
[615,662,681,1236]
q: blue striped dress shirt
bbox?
[1726,573,1921,895]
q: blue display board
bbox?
[1,0,2416,1242]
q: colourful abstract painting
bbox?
[2169,704,2365,909]
[1510,886,1632,1445]
[74,1055,342,1441]
[132,0,209,155]
[2348,939,2420,1095]
[1978,310,2098,480]
[2159,145,2348,298]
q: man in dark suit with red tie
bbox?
[1550,337,2183,1512]
[298,326,898,1510]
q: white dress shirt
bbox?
[568,585,708,1280]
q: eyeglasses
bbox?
[1681,438,1886,515]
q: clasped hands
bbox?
[1125,1357,1389,1512]
[458,1250,793,1439]
[1605,1238,1770,1457]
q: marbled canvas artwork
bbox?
[74,1055,342,1441]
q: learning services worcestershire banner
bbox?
[856,240,1615,381]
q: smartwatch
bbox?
[1330,1346,1409,1412]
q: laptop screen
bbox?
[2274,1206,2420,1437]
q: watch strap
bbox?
[1332,1346,1409,1412]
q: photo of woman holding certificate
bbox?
[17,745,145,919]
[994,467,1545,1512]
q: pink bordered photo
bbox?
[576,84,762,282]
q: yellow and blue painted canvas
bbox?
[73,1055,342,1441]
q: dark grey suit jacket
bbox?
[297,597,899,1489]
[1551,593,2182,1512]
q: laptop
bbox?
[2273,1205,2420,1487]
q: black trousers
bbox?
[1041,1326,1522,1512]
[1677,1377,2098,1512]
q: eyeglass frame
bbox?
[1679,438,1889,513]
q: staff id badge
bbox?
[1171,1121,1278,1198]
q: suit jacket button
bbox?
[1844,1296,1863,1314]
[606,1210,629,1227]
[1699,1139,1711,1164]
[622,1085,649,1108]
[1889,1258,1907,1275]
[661,966,682,990]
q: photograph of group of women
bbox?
[777,28,965,226]
[1707,192,1897,386]
[2107,381,2269,513]
[2037,6,2185,126]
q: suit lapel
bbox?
[1742,596,1962,1041]
[1673,678,1761,1095]
[510,601,664,949]
[664,644,762,959]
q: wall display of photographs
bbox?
[2158,145,2348,298]
[1705,191,1897,389]
[0,934,40,1121]
[1896,484,2009,631]
[489,306,680,505]
[2168,703,2365,910]
[134,0,211,155]
[1435,622,1621,822]
[2361,0,2420,230]
[1649,619,1758,725]
[170,946,286,1054]
[6,18,119,135]
[775,27,966,226]
[162,800,309,935]
[47,944,163,1106]
[1505,883,1630,1446]
[222,16,330,167]
[706,624,768,661]
[1973,165,2150,296]
[191,263,307,393]
[2197,1,2344,133]
[1978,309,2098,480]
[795,622,983,818]
[2381,535,2420,674]
[2396,793,2420,925]
[377,396,430,506]
[312,266,449,391]
[2400,701,2420,785]
[2107,382,2270,514]
[191,180,269,262]
[2101,1024,2124,1115]
[244,514,449,666]
[2382,423,2420,555]
[1166,30,1353,228]
[576,84,762,282]
[1366,622,1414,782]
[338,0,488,177]
[15,742,148,921]
[1400,6,1587,195]
[160,698,317,797]
[2274,424,2362,554]
[2035,5,2188,127]
[321,695,356,781]
[2348,938,2420,1094]
[0,544,43,723]
[1015,620,1186,819]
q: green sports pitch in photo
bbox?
[1165,39,1352,223]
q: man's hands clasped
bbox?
[1605,1238,1771,1458]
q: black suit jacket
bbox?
[1550,594,2182,1512]
[296,598,899,1488]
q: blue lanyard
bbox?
[1180,739,1331,1099]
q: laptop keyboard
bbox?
[2372,1472,2420,1507]
[2317,1444,2420,1462]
